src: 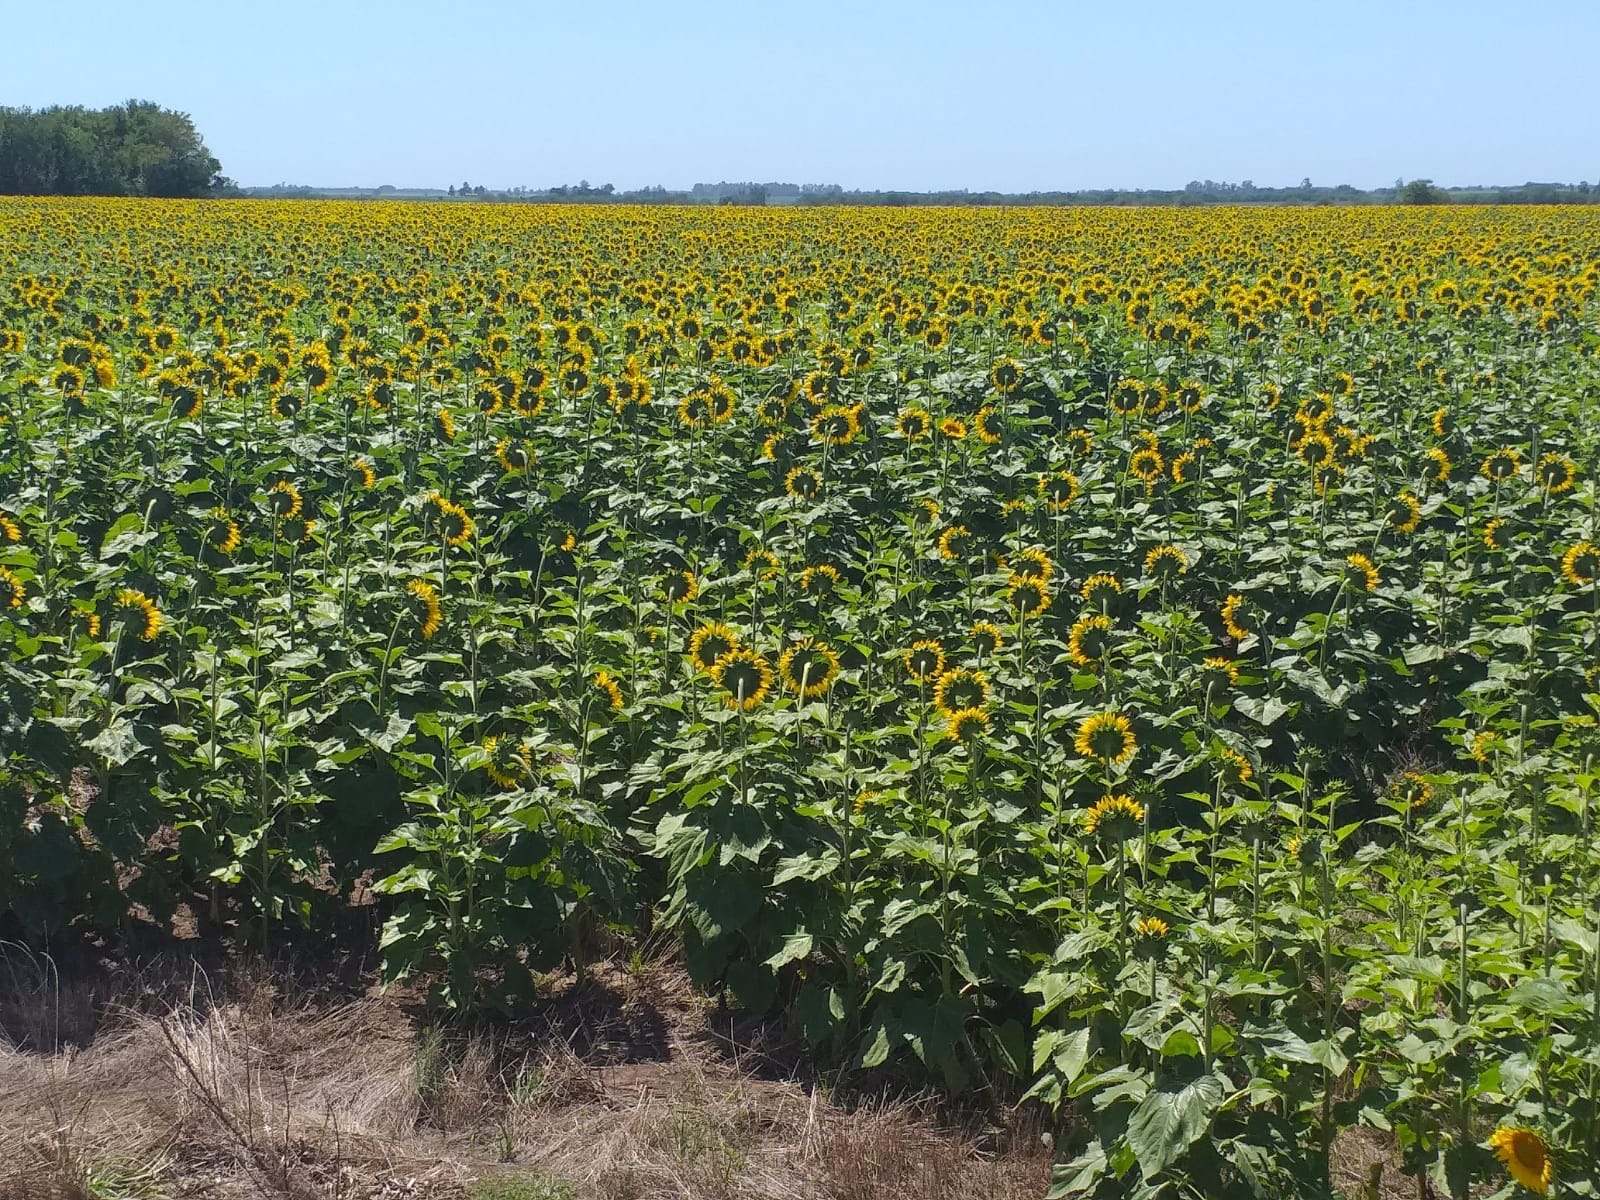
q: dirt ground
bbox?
[0,940,1055,1200]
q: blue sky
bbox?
[6,0,1598,191]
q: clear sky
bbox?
[6,0,1598,192]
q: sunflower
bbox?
[1483,518,1507,551]
[989,358,1022,395]
[1174,380,1204,413]
[1431,407,1454,438]
[0,511,22,542]
[1201,656,1239,689]
[1075,711,1137,765]
[1144,543,1189,579]
[742,547,781,580]
[350,457,377,489]
[1008,577,1051,617]
[592,669,624,711]
[1215,746,1253,785]
[489,438,531,476]
[1038,470,1079,510]
[914,497,941,525]
[0,565,23,609]
[52,363,86,395]
[889,639,945,687]
[939,416,968,440]
[970,620,1003,656]
[1170,452,1197,484]
[1297,431,1335,470]
[1066,428,1094,457]
[810,404,861,446]
[1561,541,1600,586]
[1387,491,1421,534]
[661,569,699,604]
[689,621,741,675]
[1481,448,1522,481]
[406,579,442,638]
[797,563,840,598]
[1424,446,1453,483]
[1068,614,1113,667]
[932,667,989,715]
[1130,447,1165,488]
[712,647,773,711]
[1221,593,1254,641]
[267,480,303,519]
[945,707,989,743]
[1083,793,1144,838]
[483,736,531,789]
[1081,573,1122,607]
[1110,379,1143,416]
[206,508,242,555]
[1471,730,1503,764]
[895,406,931,441]
[967,406,1002,446]
[1011,546,1055,584]
[113,588,162,640]
[1345,553,1380,592]
[937,524,971,561]
[1393,771,1433,809]
[434,407,456,441]
[429,494,475,546]
[784,466,823,501]
[1488,1127,1552,1196]
[778,637,841,698]
[1537,452,1577,494]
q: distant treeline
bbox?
[240,177,1600,207]
[0,101,234,198]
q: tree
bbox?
[0,100,226,197]
[1398,178,1449,205]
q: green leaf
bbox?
[764,930,813,969]
[1125,1072,1226,1178]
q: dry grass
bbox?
[0,946,1053,1200]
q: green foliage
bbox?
[0,101,228,198]
[3,200,1600,1199]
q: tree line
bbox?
[0,101,233,198]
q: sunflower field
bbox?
[2,198,1599,1198]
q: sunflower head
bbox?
[661,569,699,604]
[0,565,24,610]
[1488,1127,1552,1196]
[483,736,531,789]
[906,639,946,682]
[1207,746,1251,788]
[933,667,989,715]
[969,620,1003,657]
[937,524,971,561]
[1561,541,1600,586]
[689,621,741,675]
[113,587,162,640]
[945,706,989,744]
[593,670,625,711]
[1387,491,1421,534]
[712,648,773,711]
[779,637,841,699]
[1084,793,1144,840]
[1068,614,1114,667]
[1081,573,1122,609]
[1345,553,1380,592]
[406,579,442,638]
[1538,452,1577,494]
[1481,448,1522,481]
[1039,470,1079,511]
[1144,543,1189,579]
[784,466,823,502]
[1075,711,1137,766]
